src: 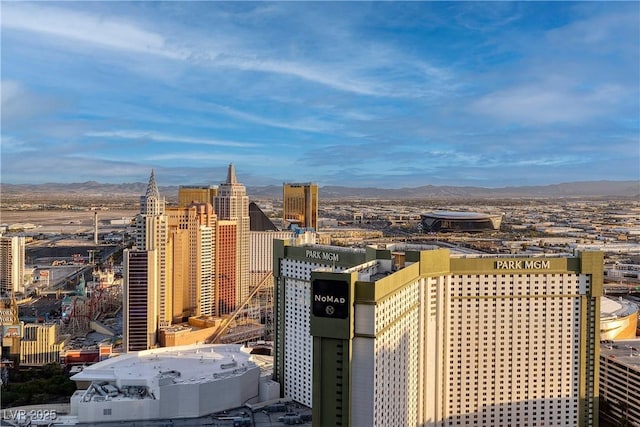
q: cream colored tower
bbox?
[135,171,171,328]
[166,203,217,319]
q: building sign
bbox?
[496,260,551,270]
[306,250,339,262]
[312,279,349,319]
[0,309,14,324]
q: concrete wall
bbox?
[72,366,260,423]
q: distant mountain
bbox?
[1,180,637,200]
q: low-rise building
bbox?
[600,339,640,426]
[20,323,67,367]
[70,344,261,423]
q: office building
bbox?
[0,236,25,295]
[123,249,157,352]
[600,339,640,426]
[273,241,602,426]
[178,185,218,207]
[135,171,171,328]
[214,164,250,313]
[283,183,318,230]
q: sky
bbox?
[1,2,638,188]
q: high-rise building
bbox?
[273,241,602,427]
[0,236,25,295]
[283,183,318,230]
[123,249,157,352]
[214,164,250,313]
[216,220,237,315]
[178,185,218,207]
[166,203,217,319]
[135,171,171,328]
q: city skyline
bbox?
[2,2,638,188]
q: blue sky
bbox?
[1,2,638,188]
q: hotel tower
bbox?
[0,236,25,295]
[134,171,171,328]
[166,203,217,319]
[123,249,157,352]
[214,164,250,314]
[283,183,318,230]
[273,241,602,427]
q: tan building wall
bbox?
[178,186,218,207]
[20,323,66,366]
[283,183,318,230]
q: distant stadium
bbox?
[420,211,502,232]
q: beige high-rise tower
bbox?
[283,183,318,230]
[166,203,217,320]
[213,164,250,314]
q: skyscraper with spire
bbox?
[214,164,250,314]
[133,171,172,330]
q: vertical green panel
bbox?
[272,239,287,395]
[312,337,351,427]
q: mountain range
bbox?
[1,180,638,200]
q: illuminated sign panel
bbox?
[312,279,349,319]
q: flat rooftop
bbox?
[600,339,640,372]
[71,344,256,385]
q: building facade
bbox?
[283,183,318,230]
[123,250,157,352]
[20,323,66,366]
[166,203,217,319]
[177,185,218,207]
[250,231,296,273]
[0,236,25,295]
[214,164,250,313]
[600,339,640,426]
[135,171,171,328]
[273,241,602,427]
[69,344,260,424]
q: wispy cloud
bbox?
[1,80,64,124]
[1,2,637,187]
[1,3,185,59]
[467,78,631,126]
[207,103,339,133]
[85,130,259,148]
